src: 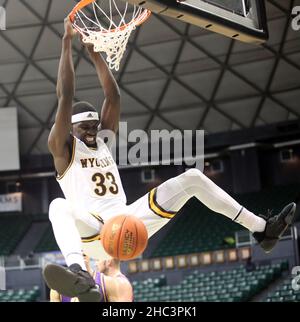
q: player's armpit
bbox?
[48,124,71,158]
[48,102,72,155]
[48,127,73,177]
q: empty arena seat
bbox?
[34,224,59,253]
[132,262,289,302]
[0,286,40,302]
[0,214,32,256]
[149,198,242,258]
[265,274,300,302]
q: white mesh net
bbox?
[72,0,151,71]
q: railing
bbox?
[1,254,41,271]
[235,226,296,249]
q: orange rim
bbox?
[69,0,95,22]
[69,0,151,31]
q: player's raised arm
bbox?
[86,45,121,134]
[48,18,75,165]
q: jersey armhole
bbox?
[56,136,76,180]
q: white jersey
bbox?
[53,134,179,260]
[57,135,127,220]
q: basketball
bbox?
[101,215,148,261]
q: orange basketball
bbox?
[101,215,148,261]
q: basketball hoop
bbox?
[69,0,151,71]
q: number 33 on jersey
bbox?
[57,135,127,212]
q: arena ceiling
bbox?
[0,0,300,156]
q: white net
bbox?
[72,0,151,71]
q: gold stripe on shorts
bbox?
[81,233,101,243]
[89,212,104,224]
[81,212,104,243]
[148,188,176,219]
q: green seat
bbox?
[196,296,208,302]
[280,261,289,271]
[281,290,293,297]
[284,295,296,302]
[0,296,10,302]
[132,262,289,302]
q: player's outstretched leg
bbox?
[152,169,296,253]
[43,264,101,302]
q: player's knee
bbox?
[184,168,203,178]
[180,168,206,189]
[183,168,205,183]
[49,198,68,222]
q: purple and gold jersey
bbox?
[60,295,71,302]
[94,272,133,302]
[94,272,108,302]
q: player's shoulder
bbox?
[104,274,133,301]
[115,275,133,300]
[103,274,131,289]
[48,126,74,156]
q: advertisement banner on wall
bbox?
[0,108,20,171]
[0,266,5,290]
[0,193,22,212]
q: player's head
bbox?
[71,101,100,147]
[97,258,120,274]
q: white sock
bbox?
[66,253,87,270]
[155,169,266,233]
[49,198,87,271]
[233,207,266,233]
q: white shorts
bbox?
[77,187,176,260]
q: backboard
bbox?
[127,0,269,44]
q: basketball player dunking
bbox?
[43,18,296,301]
